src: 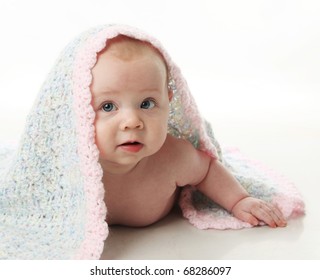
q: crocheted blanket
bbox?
[0,24,304,259]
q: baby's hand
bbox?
[231,197,287,228]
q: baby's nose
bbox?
[120,110,144,130]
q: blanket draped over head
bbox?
[0,24,304,259]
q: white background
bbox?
[1,0,320,262]
[0,0,319,142]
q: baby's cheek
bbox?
[154,124,168,147]
[94,127,107,151]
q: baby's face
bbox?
[91,47,171,174]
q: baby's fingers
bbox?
[252,202,287,228]
[267,203,287,227]
[235,211,259,226]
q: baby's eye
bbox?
[101,102,116,112]
[140,99,156,109]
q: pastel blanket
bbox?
[0,24,304,259]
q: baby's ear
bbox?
[168,89,173,101]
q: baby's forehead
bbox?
[101,35,168,71]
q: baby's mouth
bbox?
[119,141,141,146]
[118,141,143,153]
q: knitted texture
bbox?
[0,24,304,259]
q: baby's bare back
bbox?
[103,135,210,227]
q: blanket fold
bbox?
[0,24,304,259]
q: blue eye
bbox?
[141,99,156,109]
[102,102,116,112]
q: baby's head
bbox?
[92,35,171,88]
[90,35,172,173]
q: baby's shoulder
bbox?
[163,134,196,157]
[163,134,210,167]
[161,134,212,186]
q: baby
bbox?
[90,35,287,228]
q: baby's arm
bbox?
[171,136,286,227]
[196,157,287,228]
